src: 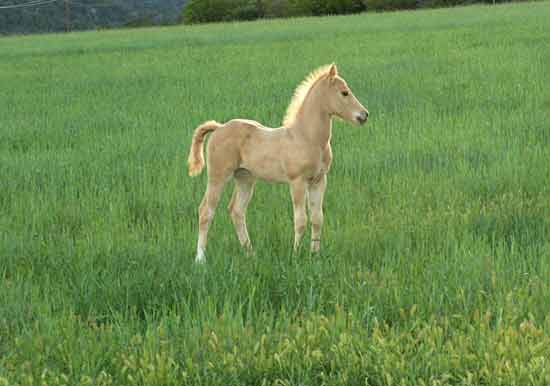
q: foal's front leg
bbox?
[308,174,326,253]
[290,179,307,252]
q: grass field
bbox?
[1,2,550,385]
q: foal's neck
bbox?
[290,87,332,149]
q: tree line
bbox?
[181,0,527,24]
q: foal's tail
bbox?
[187,120,222,177]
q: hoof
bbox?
[195,248,206,264]
[310,240,321,253]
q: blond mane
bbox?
[282,64,333,128]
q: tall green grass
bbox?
[1,2,549,385]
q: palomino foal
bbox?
[187,64,368,263]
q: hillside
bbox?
[0,0,187,34]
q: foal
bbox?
[187,64,368,263]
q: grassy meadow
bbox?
[1,2,550,385]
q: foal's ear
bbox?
[328,63,338,78]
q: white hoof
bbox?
[310,240,320,253]
[195,247,206,264]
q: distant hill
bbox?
[0,0,187,35]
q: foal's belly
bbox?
[240,157,326,184]
[237,125,329,184]
[240,160,289,183]
[239,130,291,183]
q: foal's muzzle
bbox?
[357,110,369,125]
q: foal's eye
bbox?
[341,91,349,97]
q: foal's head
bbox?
[322,64,369,125]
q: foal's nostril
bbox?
[365,110,369,118]
[359,111,368,121]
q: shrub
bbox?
[366,0,416,11]
[233,0,265,20]
[181,0,234,24]
[182,0,366,23]
[319,0,366,15]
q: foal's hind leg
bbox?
[228,170,256,253]
[195,178,226,263]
